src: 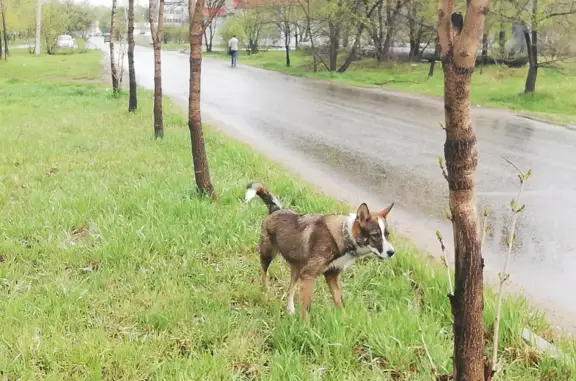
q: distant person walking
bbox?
[228,35,239,67]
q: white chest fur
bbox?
[328,253,357,272]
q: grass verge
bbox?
[1,49,575,380]
[206,50,576,125]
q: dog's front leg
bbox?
[325,271,347,318]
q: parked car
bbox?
[56,34,75,49]
[103,33,111,43]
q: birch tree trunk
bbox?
[128,0,137,112]
[110,0,119,93]
[149,0,165,138]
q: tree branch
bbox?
[437,0,454,57]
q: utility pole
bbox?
[35,0,41,55]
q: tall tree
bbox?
[128,0,137,112]
[149,0,164,138]
[188,0,214,196]
[0,13,2,59]
[203,0,222,52]
[0,0,9,59]
[34,0,41,55]
[110,0,119,94]
[437,0,490,379]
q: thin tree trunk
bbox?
[1,8,8,59]
[480,33,488,74]
[149,0,165,138]
[523,29,538,93]
[328,20,339,71]
[34,0,41,55]
[110,0,119,93]
[0,25,3,59]
[437,0,489,378]
[524,0,538,94]
[498,29,505,59]
[294,27,298,49]
[189,0,214,196]
[284,22,290,67]
[428,36,439,78]
[128,0,137,112]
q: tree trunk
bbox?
[428,37,439,78]
[480,33,488,74]
[149,0,165,138]
[337,24,365,73]
[498,29,505,59]
[294,27,298,49]
[328,20,340,71]
[128,0,137,112]
[34,0,41,55]
[437,0,489,379]
[523,29,538,94]
[524,0,538,94]
[381,0,401,61]
[1,9,8,59]
[0,26,3,59]
[373,0,384,62]
[110,0,119,93]
[189,0,214,196]
[208,24,215,52]
[284,22,291,67]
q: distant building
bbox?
[164,0,188,26]
[158,0,246,27]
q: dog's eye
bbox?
[384,230,390,239]
[370,232,381,240]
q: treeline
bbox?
[215,0,576,92]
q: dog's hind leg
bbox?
[285,265,301,315]
[259,234,276,294]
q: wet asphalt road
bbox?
[92,38,576,330]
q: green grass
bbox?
[2,48,101,81]
[1,51,575,380]
[206,50,576,124]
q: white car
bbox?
[56,35,76,49]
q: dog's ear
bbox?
[377,202,395,218]
[356,203,371,227]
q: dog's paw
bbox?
[286,304,296,315]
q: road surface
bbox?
[91,38,576,333]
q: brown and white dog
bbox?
[245,182,395,320]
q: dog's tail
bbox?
[245,182,282,214]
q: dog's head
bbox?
[352,202,395,260]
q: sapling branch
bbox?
[438,156,449,182]
[490,158,532,375]
[481,207,490,252]
[436,230,453,296]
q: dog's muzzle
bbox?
[371,247,395,260]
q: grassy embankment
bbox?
[1,49,575,380]
[206,49,576,124]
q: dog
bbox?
[245,182,395,321]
